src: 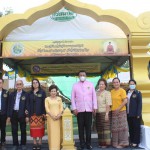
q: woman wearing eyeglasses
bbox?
[28,79,46,150]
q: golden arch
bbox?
[1,0,150,39]
[0,0,150,126]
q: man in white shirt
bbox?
[8,80,29,150]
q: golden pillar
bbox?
[130,33,150,126]
[61,107,76,150]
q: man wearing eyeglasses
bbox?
[7,80,29,150]
[0,79,9,150]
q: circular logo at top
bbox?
[11,43,24,56]
[50,8,77,22]
[32,65,41,73]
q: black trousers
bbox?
[0,113,7,143]
[77,112,92,147]
[10,111,26,146]
[127,116,141,144]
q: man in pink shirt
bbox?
[71,71,97,150]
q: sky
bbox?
[0,0,150,16]
[79,0,150,17]
[0,0,49,13]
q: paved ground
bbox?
[1,140,144,150]
[1,135,144,150]
[1,145,144,150]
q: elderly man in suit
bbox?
[0,79,9,150]
[7,80,29,150]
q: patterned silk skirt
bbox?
[111,110,129,147]
[30,114,45,138]
[96,112,111,146]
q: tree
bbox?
[0,7,13,17]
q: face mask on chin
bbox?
[80,76,86,82]
[129,84,136,90]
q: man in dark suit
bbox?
[0,79,9,150]
[7,80,29,150]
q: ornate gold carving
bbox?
[137,12,150,29]
[64,118,72,141]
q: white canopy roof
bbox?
[5,8,126,41]
[4,0,150,41]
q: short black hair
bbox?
[49,84,58,92]
[112,77,120,83]
[129,79,136,85]
[0,79,4,83]
[78,70,87,76]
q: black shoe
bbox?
[131,144,138,148]
[32,145,37,150]
[77,147,84,150]
[37,145,41,150]
[87,145,92,149]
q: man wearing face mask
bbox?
[71,70,97,150]
[126,79,142,148]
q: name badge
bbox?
[87,86,90,90]
[37,94,42,97]
[132,94,137,98]
[21,96,26,100]
[3,94,7,98]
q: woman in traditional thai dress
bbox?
[96,78,112,148]
[28,79,46,150]
[111,77,129,148]
[45,85,63,150]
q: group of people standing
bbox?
[0,70,142,150]
[71,71,142,150]
[0,78,63,150]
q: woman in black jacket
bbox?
[28,79,46,150]
[126,79,142,148]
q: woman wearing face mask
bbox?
[126,79,142,148]
[96,79,112,148]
